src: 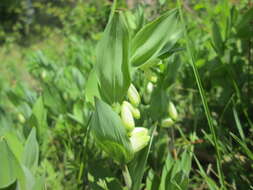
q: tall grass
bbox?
[177,0,226,189]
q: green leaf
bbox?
[22,166,35,190]
[71,67,85,91]
[159,0,166,5]
[42,85,65,114]
[194,156,219,190]
[232,107,245,140]
[31,96,47,138]
[235,7,253,39]
[149,86,168,120]
[171,171,188,190]
[161,55,182,89]
[157,45,184,60]
[211,20,224,55]
[128,127,156,190]
[0,140,17,188]
[124,11,137,31]
[230,133,253,161]
[0,181,17,190]
[106,178,124,190]
[146,170,160,190]
[130,9,182,67]
[32,177,44,190]
[85,69,101,106]
[90,98,134,164]
[134,5,145,33]
[96,12,131,105]
[22,128,39,170]
[0,140,26,190]
[159,153,175,190]
[4,132,24,162]
[180,150,192,176]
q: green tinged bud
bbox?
[145,70,158,83]
[132,108,140,119]
[123,101,140,119]
[150,76,157,83]
[63,92,69,101]
[17,113,26,123]
[112,102,121,114]
[161,117,174,128]
[121,102,135,132]
[127,84,140,106]
[146,82,154,94]
[130,127,150,153]
[40,70,47,80]
[168,102,178,120]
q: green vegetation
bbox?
[0,0,252,189]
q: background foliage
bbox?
[0,0,252,189]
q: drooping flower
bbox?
[130,127,150,152]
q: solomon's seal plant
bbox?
[85,4,182,189]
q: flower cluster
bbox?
[120,84,150,153]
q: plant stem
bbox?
[177,0,226,189]
[122,165,132,189]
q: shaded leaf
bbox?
[0,181,17,190]
[211,20,224,55]
[235,7,253,39]
[85,69,100,106]
[149,86,168,120]
[90,98,134,163]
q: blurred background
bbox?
[0,0,252,189]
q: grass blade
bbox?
[176,0,226,189]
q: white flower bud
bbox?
[168,102,178,120]
[112,102,121,114]
[123,101,140,119]
[146,82,154,94]
[41,70,47,79]
[127,84,140,106]
[161,117,174,128]
[130,127,148,136]
[17,113,26,123]
[132,108,140,119]
[121,102,135,132]
[130,127,150,152]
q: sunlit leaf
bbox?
[131,9,182,67]
[22,128,39,170]
[85,69,100,106]
[96,12,131,105]
[0,140,26,190]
